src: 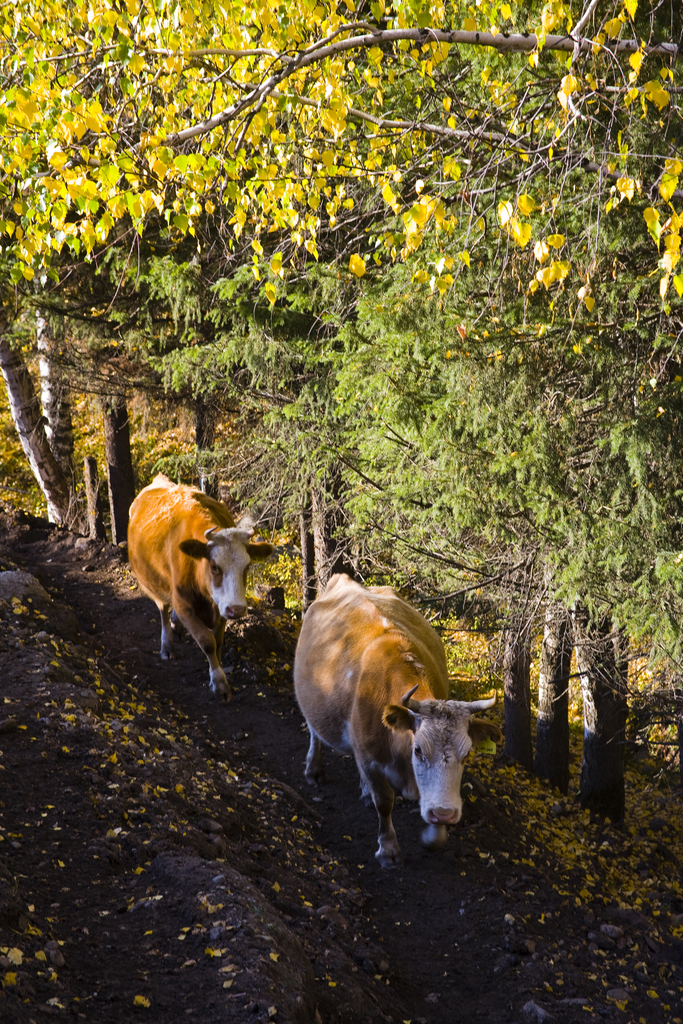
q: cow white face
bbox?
[384,692,501,828]
[206,528,255,619]
[180,527,273,619]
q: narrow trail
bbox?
[6,521,680,1024]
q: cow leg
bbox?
[303,726,325,785]
[214,616,227,667]
[173,602,231,700]
[170,608,187,641]
[159,604,175,660]
[358,761,402,869]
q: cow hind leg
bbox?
[304,727,325,785]
[159,604,175,660]
[170,609,187,641]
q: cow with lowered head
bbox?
[294,573,502,867]
[128,474,273,699]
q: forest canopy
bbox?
[0,0,682,818]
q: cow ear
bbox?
[247,542,274,562]
[179,539,210,560]
[468,718,503,746]
[383,704,416,733]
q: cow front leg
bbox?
[158,604,174,660]
[359,761,402,869]
[213,617,227,668]
[174,604,231,700]
[304,726,325,785]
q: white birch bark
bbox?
[0,320,71,524]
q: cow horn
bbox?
[467,694,497,713]
[204,527,220,541]
[401,684,422,712]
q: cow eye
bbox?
[210,562,222,576]
[413,746,423,761]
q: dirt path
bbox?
[2,516,682,1024]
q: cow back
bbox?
[128,474,236,603]
[295,575,449,751]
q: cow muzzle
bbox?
[224,604,247,619]
[426,806,460,825]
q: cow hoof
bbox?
[421,823,447,850]
[160,649,175,661]
[376,847,404,870]
[304,767,325,786]
[210,673,231,701]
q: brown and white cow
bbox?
[128,474,273,699]
[294,573,502,868]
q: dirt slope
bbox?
[1,508,682,1024]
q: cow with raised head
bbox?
[294,573,502,867]
[128,474,273,700]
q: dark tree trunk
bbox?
[83,457,106,541]
[300,502,316,612]
[103,395,136,545]
[311,475,352,592]
[572,607,628,821]
[0,327,71,524]
[534,603,572,794]
[503,625,533,770]
[36,313,74,479]
[195,398,218,499]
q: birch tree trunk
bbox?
[503,625,533,771]
[103,394,136,545]
[0,325,71,524]
[36,312,74,479]
[572,607,628,821]
[84,456,106,541]
[534,603,572,794]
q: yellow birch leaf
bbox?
[643,80,670,110]
[624,0,638,16]
[617,177,636,200]
[629,50,643,76]
[604,18,622,39]
[349,254,366,277]
[534,240,550,263]
[270,952,279,962]
[662,249,679,272]
[134,995,151,1007]
[517,194,535,216]
[659,174,679,203]
[547,234,565,248]
[510,220,531,248]
[264,282,277,305]
[463,17,476,31]
[673,274,683,297]
[498,200,513,226]
[8,948,23,965]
